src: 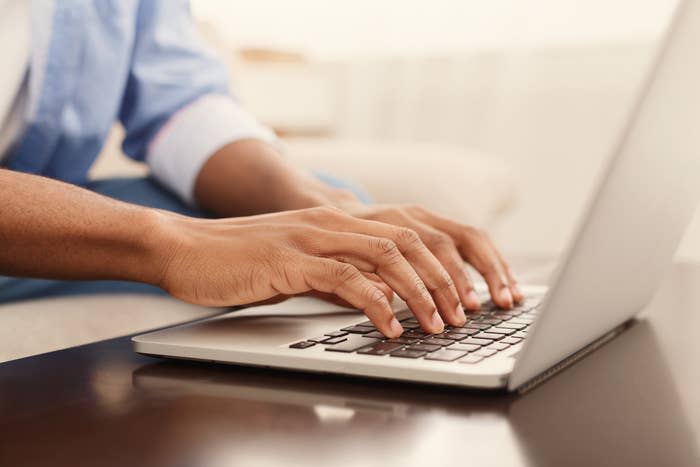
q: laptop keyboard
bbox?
[288,295,542,365]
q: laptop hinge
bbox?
[512,320,633,394]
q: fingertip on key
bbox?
[465,290,481,310]
[453,303,467,326]
[430,310,445,333]
[498,287,514,309]
[512,283,525,303]
[389,318,404,337]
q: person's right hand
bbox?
[154,206,465,338]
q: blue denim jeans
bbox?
[0,174,370,304]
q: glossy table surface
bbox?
[2,262,700,467]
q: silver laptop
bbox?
[133,0,700,392]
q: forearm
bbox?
[193,139,359,217]
[0,169,166,284]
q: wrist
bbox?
[281,170,364,211]
[129,208,187,287]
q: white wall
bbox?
[193,0,700,260]
[192,0,675,58]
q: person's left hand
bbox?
[342,203,524,310]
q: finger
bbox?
[303,259,403,337]
[304,213,462,326]
[313,232,444,333]
[411,209,515,309]
[416,227,482,313]
[364,272,394,302]
[460,231,513,309]
[485,236,524,303]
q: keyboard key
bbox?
[461,338,493,346]
[323,336,348,345]
[487,342,510,351]
[326,335,380,353]
[447,327,479,335]
[407,343,442,353]
[391,348,427,359]
[324,331,349,338]
[493,312,518,319]
[308,336,331,343]
[401,322,421,329]
[341,325,374,334]
[289,341,315,349]
[474,332,504,340]
[450,343,481,352]
[513,331,528,339]
[487,327,515,336]
[501,336,523,345]
[442,332,468,341]
[421,337,454,346]
[459,355,484,364]
[364,331,386,339]
[433,331,464,341]
[357,342,404,356]
[474,349,498,358]
[404,329,429,338]
[481,318,503,325]
[510,318,534,325]
[425,349,468,362]
[385,337,419,344]
[465,323,491,330]
[498,322,527,330]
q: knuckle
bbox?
[465,225,486,240]
[332,262,358,283]
[305,206,343,222]
[394,227,422,248]
[374,238,401,260]
[442,273,455,290]
[365,285,388,306]
[427,232,453,250]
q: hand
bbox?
[342,203,524,310]
[155,207,465,337]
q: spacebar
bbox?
[325,335,380,353]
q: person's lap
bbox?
[0,173,370,304]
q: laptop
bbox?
[133,0,700,392]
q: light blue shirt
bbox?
[4,0,276,204]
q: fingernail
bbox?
[454,304,467,325]
[499,287,513,308]
[512,283,524,302]
[465,290,481,310]
[389,318,404,337]
[430,310,444,333]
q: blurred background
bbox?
[96,0,698,263]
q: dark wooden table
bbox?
[2,263,700,467]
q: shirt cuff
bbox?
[145,93,280,206]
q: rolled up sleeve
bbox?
[146,94,277,204]
[118,0,278,205]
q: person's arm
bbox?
[0,169,163,283]
[193,139,359,217]
[0,169,468,337]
